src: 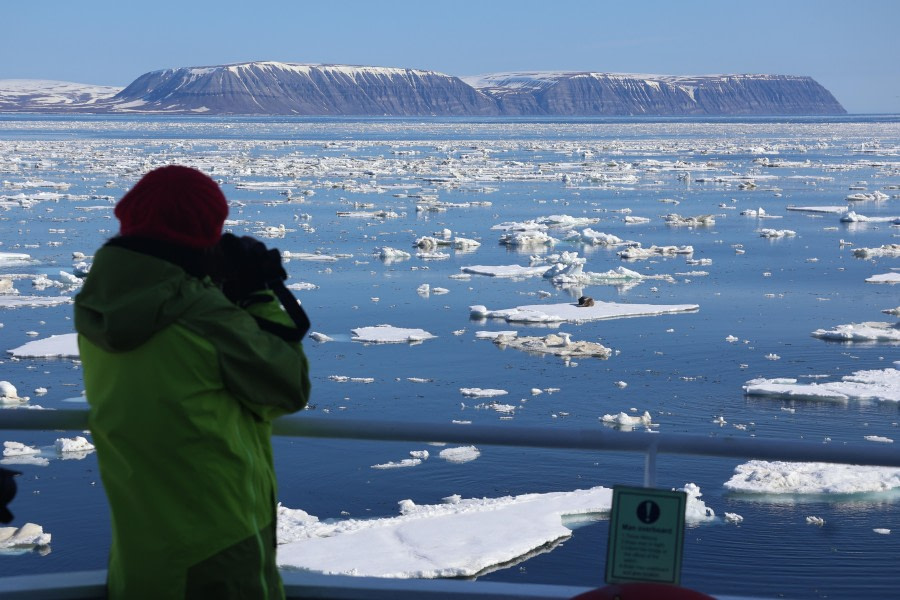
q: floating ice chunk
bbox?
[55,436,95,453]
[453,237,481,250]
[309,332,333,343]
[624,216,650,224]
[282,251,340,262]
[806,516,825,526]
[0,296,72,309]
[471,300,699,324]
[498,230,559,248]
[874,528,891,535]
[493,332,611,359]
[439,446,481,463]
[276,485,611,577]
[664,214,716,226]
[840,211,900,223]
[617,244,693,259]
[0,252,33,267]
[351,325,436,344]
[600,411,652,430]
[460,388,508,398]
[743,367,900,403]
[853,244,900,259]
[3,441,39,457]
[846,191,889,202]
[725,335,739,342]
[615,381,628,388]
[724,460,900,494]
[765,353,780,360]
[372,459,423,469]
[758,229,796,238]
[864,436,894,443]
[8,333,79,358]
[680,483,715,523]
[375,247,411,261]
[812,321,900,342]
[461,264,550,278]
[724,513,743,524]
[475,331,517,340]
[0,522,51,553]
[785,205,848,214]
[0,382,25,404]
[866,273,900,284]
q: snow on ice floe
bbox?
[490,331,612,359]
[460,388,507,398]
[785,206,849,214]
[743,367,900,403]
[840,211,900,224]
[811,322,900,343]
[0,296,72,309]
[275,482,714,578]
[0,381,26,405]
[600,411,654,431]
[853,244,900,259]
[470,300,698,324]
[724,460,900,495]
[866,273,900,284]
[461,264,549,278]
[351,325,436,344]
[0,522,51,555]
[0,252,34,267]
[617,244,693,260]
[8,333,79,358]
[758,228,796,238]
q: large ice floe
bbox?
[724,461,900,495]
[351,325,437,344]
[853,244,900,259]
[470,300,699,324]
[743,365,900,403]
[811,322,900,343]
[8,333,79,358]
[866,273,900,284]
[275,483,714,578]
[490,331,612,359]
[0,523,52,555]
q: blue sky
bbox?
[3,0,897,113]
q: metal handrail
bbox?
[3,409,900,487]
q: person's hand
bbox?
[217,233,286,303]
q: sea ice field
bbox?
[0,114,898,598]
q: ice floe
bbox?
[470,300,699,324]
[743,366,900,403]
[811,322,900,343]
[866,273,900,284]
[0,523,51,555]
[724,460,900,494]
[351,325,436,344]
[275,481,714,578]
[491,331,612,359]
[853,244,900,259]
[8,333,79,358]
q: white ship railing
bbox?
[2,408,899,599]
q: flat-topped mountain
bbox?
[464,71,847,116]
[0,62,847,116]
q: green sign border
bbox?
[605,485,687,585]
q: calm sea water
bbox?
[1,115,898,597]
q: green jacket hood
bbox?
[74,244,211,352]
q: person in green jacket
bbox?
[74,165,311,599]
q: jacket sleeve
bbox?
[189,289,311,422]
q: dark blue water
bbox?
[1,116,898,597]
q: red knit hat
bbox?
[114,166,228,249]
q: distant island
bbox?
[0,61,846,116]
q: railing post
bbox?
[644,441,658,488]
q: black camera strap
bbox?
[268,280,311,341]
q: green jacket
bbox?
[74,241,311,599]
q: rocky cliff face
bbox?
[0,63,847,116]
[464,72,847,116]
[111,62,500,116]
